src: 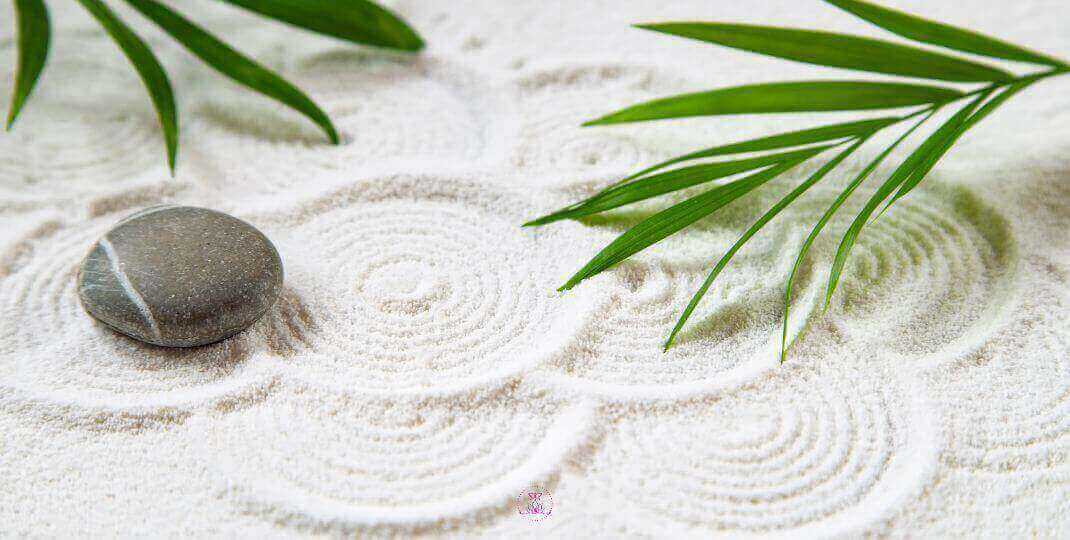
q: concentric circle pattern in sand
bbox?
[822,182,1017,360]
[198,388,595,531]
[267,178,600,393]
[185,55,494,199]
[0,43,164,199]
[0,212,276,423]
[934,277,1070,472]
[508,65,667,178]
[586,362,938,534]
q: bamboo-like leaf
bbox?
[525,145,834,226]
[218,0,423,51]
[622,117,898,182]
[559,157,812,291]
[77,0,178,173]
[637,23,1012,82]
[584,81,963,125]
[779,109,933,361]
[125,0,338,144]
[665,139,863,350]
[7,0,50,130]
[886,82,1033,207]
[825,0,1068,68]
[825,95,989,305]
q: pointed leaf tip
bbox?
[825,0,1068,68]
[78,0,179,174]
[8,0,51,131]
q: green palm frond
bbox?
[5,0,424,173]
[527,0,1067,359]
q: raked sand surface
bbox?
[1,0,1069,537]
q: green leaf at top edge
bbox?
[583,81,963,125]
[825,93,989,306]
[7,0,50,130]
[825,0,1067,68]
[779,109,933,362]
[620,116,899,182]
[525,144,835,227]
[637,23,1012,83]
[664,139,863,351]
[124,0,338,144]
[559,157,813,292]
[77,0,178,174]
[218,0,424,52]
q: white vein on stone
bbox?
[99,237,163,340]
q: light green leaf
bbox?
[621,117,898,181]
[665,139,863,350]
[779,109,933,361]
[825,0,1067,68]
[525,145,834,226]
[826,95,988,305]
[886,82,1032,207]
[218,0,424,51]
[637,22,1012,82]
[584,81,963,125]
[7,0,50,130]
[77,0,178,174]
[559,157,812,291]
[125,0,338,144]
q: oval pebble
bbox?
[77,205,283,347]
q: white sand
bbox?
[1,0,1068,536]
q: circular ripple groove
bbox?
[936,277,1070,472]
[814,181,1017,360]
[509,65,667,178]
[271,179,600,393]
[0,213,276,422]
[588,362,938,534]
[198,390,595,531]
[185,55,492,199]
[0,42,163,198]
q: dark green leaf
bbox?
[621,117,898,181]
[125,0,338,144]
[218,0,423,51]
[77,0,178,174]
[637,22,1012,82]
[559,157,812,291]
[525,145,834,226]
[826,96,988,305]
[7,0,50,130]
[584,81,963,125]
[887,82,1032,207]
[665,139,863,350]
[825,0,1067,68]
[779,109,933,361]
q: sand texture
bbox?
[1,0,1068,537]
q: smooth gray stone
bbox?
[77,205,283,347]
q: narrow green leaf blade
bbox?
[887,82,1031,206]
[525,145,833,226]
[559,158,810,291]
[665,139,863,351]
[637,22,1012,82]
[826,0,1068,68]
[77,0,178,173]
[125,0,338,144]
[584,81,963,125]
[621,117,898,181]
[218,0,424,51]
[7,0,50,130]
[826,96,987,304]
[779,109,933,362]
